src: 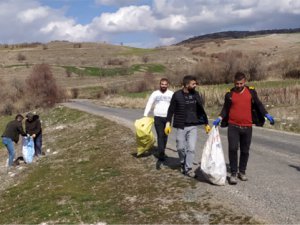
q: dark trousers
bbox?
[34,134,43,156]
[154,116,168,158]
[228,124,252,175]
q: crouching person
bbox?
[25,112,43,157]
[1,114,27,168]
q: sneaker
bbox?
[185,168,195,178]
[238,172,248,181]
[180,163,185,174]
[158,154,167,162]
[229,174,238,185]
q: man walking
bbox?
[25,112,43,157]
[144,78,173,161]
[1,114,27,168]
[165,75,211,177]
[213,72,275,184]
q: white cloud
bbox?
[17,6,49,23]
[0,0,299,47]
[90,5,154,33]
[159,37,177,46]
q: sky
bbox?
[0,0,300,48]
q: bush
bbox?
[107,58,125,66]
[1,102,14,115]
[283,69,300,79]
[124,73,155,93]
[25,63,65,107]
[73,43,82,48]
[17,53,26,61]
[70,88,79,98]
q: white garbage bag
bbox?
[201,126,227,185]
[22,136,35,164]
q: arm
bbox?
[143,92,155,117]
[166,94,176,123]
[17,122,27,136]
[219,92,231,119]
[251,89,268,115]
[33,120,42,135]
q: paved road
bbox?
[63,99,300,224]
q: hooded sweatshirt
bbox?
[25,115,42,136]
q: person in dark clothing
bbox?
[213,72,275,184]
[1,114,27,167]
[165,75,211,177]
[25,112,43,157]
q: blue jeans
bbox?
[2,137,15,166]
[34,134,42,156]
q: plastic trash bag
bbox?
[22,136,35,164]
[201,126,227,185]
[134,117,155,156]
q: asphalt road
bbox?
[63,99,300,224]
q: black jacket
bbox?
[166,89,208,129]
[2,120,27,143]
[25,115,42,136]
[220,86,268,127]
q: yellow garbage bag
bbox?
[134,117,155,156]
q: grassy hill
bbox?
[0,107,259,224]
[0,32,299,132]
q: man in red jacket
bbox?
[213,72,274,184]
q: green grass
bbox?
[130,64,166,73]
[4,64,32,68]
[0,107,259,224]
[120,91,151,98]
[63,64,166,77]
[120,47,159,55]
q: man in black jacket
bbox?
[213,72,274,184]
[25,112,43,157]
[1,114,27,167]
[165,75,211,177]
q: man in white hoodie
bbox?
[144,78,174,161]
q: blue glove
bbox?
[213,117,221,126]
[265,114,275,125]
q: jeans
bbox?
[228,124,252,174]
[154,117,168,159]
[176,126,198,171]
[2,137,15,166]
[34,134,43,156]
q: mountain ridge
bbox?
[176,28,300,45]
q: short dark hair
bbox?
[234,72,246,81]
[160,78,169,84]
[15,114,24,120]
[182,75,197,87]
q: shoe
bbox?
[158,154,167,162]
[185,168,195,178]
[238,172,248,181]
[229,174,238,185]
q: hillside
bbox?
[0,33,299,134]
[176,28,300,45]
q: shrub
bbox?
[73,43,82,48]
[25,63,65,107]
[107,58,125,66]
[284,69,300,79]
[1,102,14,115]
[142,55,149,63]
[17,53,26,61]
[70,88,79,98]
[125,73,155,93]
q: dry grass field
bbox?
[0,33,299,131]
